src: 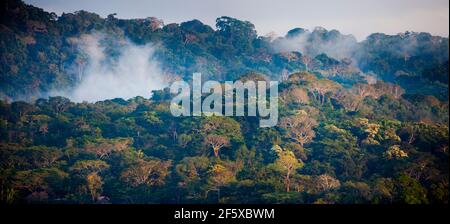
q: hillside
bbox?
[0,0,448,204]
[1,0,448,101]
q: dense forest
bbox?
[0,0,448,204]
[1,0,448,101]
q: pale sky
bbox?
[25,0,449,41]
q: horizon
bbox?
[24,0,449,41]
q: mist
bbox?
[51,34,166,102]
[271,27,360,60]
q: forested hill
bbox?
[0,0,449,205]
[0,0,449,101]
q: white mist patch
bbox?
[272,28,359,60]
[58,34,166,102]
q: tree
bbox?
[215,16,257,53]
[301,56,313,71]
[340,181,372,203]
[48,97,72,114]
[84,138,132,159]
[121,159,171,187]
[204,135,231,157]
[395,175,428,204]
[355,118,381,145]
[146,17,164,31]
[201,116,242,157]
[308,79,341,105]
[271,145,303,192]
[373,82,404,99]
[402,123,417,144]
[315,174,341,192]
[21,146,63,168]
[70,160,109,202]
[11,101,36,121]
[207,164,235,202]
[372,178,395,203]
[86,172,103,201]
[201,116,242,139]
[384,145,408,160]
[177,134,192,148]
[176,156,210,187]
[334,89,363,111]
[281,87,309,105]
[280,112,317,146]
[12,168,68,202]
[291,174,314,193]
[70,160,110,175]
[288,72,317,84]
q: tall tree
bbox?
[271,145,303,192]
[280,112,317,146]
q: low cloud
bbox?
[271,27,360,60]
[51,33,166,102]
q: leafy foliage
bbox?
[0,0,448,204]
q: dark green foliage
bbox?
[0,0,448,204]
[1,0,448,100]
[0,72,448,204]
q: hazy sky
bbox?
[25,0,449,40]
